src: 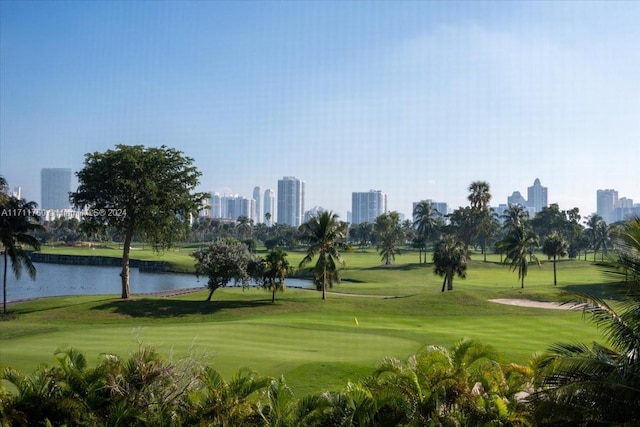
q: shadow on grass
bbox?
[91,298,274,318]
[561,281,630,301]
[367,263,427,271]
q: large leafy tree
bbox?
[532,216,640,425]
[298,211,349,300]
[432,236,467,292]
[1,196,43,314]
[373,211,404,265]
[498,224,540,288]
[501,204,529,231]
[192,238,255,301]
[412,200,439,264]
[542,232,568,286]
[70,144,206,299]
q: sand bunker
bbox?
[489,299,587,310]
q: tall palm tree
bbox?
[595,221,612,261]
[373,211,404,265]
[542,231,568,286]
[468,180,492,211]
[498,224,540,288]
[585,214,603,261]
[476,209,500,262]
[1,196,42,314]
[263,249,291,303]
[432,236,467,292]
[298,211,349,300]
[413,200,439,264]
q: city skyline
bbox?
[1,2,638,220]
[25,168,640,224]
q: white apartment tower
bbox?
[527,178,548,214]
[263,189,275,226]
[597,189,619,224]
[253,186,262,224]
[277,177,305,227]
[351,190,387,225]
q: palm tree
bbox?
[501,204,529,230]
[432,236,467,292]
[476,209,500,262]
[532,218,640,424]
[298,211,349,300]
[595,220,612,261]
[468,180,492,211]
[373,211,404,265]
[263,249,291,303]
[413,200,439,264]
[498,224,540,288]
[585,214,603,261]
[542,231,568,286]
[1,196,42,314]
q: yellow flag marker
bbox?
[354,317,359,326]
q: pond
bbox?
[3,262,313,302]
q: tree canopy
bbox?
[70,144,206,299]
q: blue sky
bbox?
[1,1,638,220]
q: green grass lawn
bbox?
[0,248,618,397]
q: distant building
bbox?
[210,192,222,218]
[253,186,262,224]
[597,189,619,224]
[304,206,325,223]
[263,189,275,226]
[351,190,387,225]
[277,177,305,226]
[527,178,548,214]
[41,168,72,210]
[507,191,527,208]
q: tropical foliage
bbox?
[0,342,534,426]
[432,236,467,292]
[499,223,540,289]
[0,196,42,314]
[531,215,640,425]
[373,211,404,265]
[298,211,349,300]
[541,232,568,286]
[412,200,439,264]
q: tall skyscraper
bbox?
[597,189,619,224]
[41,168,71,210]
[263,189,275,226]
[277,177,305,226]
[252,186,262,224]
[351,190,387,225]
[527,178,548,214]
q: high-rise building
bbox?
[277,177,305,226]
[507,191,527,208]
[597,189,619,224]
[263,189,275,226]
[41,168,72,210]
[527,178,548,214]
[252,186,262,224]
[210,192,222,218]
[351,190,387,225]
